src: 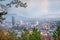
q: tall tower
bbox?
[12,16,15,26]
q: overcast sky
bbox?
[0,0,60,19]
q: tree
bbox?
[6,0,27,8]
[7,30,18,40]
[21,28,29,40]
[53,26,60,40]
[20,28,42,40]
[29,27,41,40]
[0,0,27,23]
[56,26,60,40]
[0,4,8,23]
[53,31,57,40]
[0,29,5,40]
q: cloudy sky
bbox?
[0,0,60,19]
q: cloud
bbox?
[0,0,60,19]
[6,0,46,17]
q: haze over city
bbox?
[0,0,60,40]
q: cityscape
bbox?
[0,0,60,40]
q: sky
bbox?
[0,0,60,20]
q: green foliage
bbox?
[8,30,18,40]
[56,26,60,40]
[53,31,57,40]
[21,28,29,40]
[20,28,42,40]
[6,0,27,8]
[0,28,42,40]
[0,4,7,23]
[53,26,60,40]
[29,28,41,40]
